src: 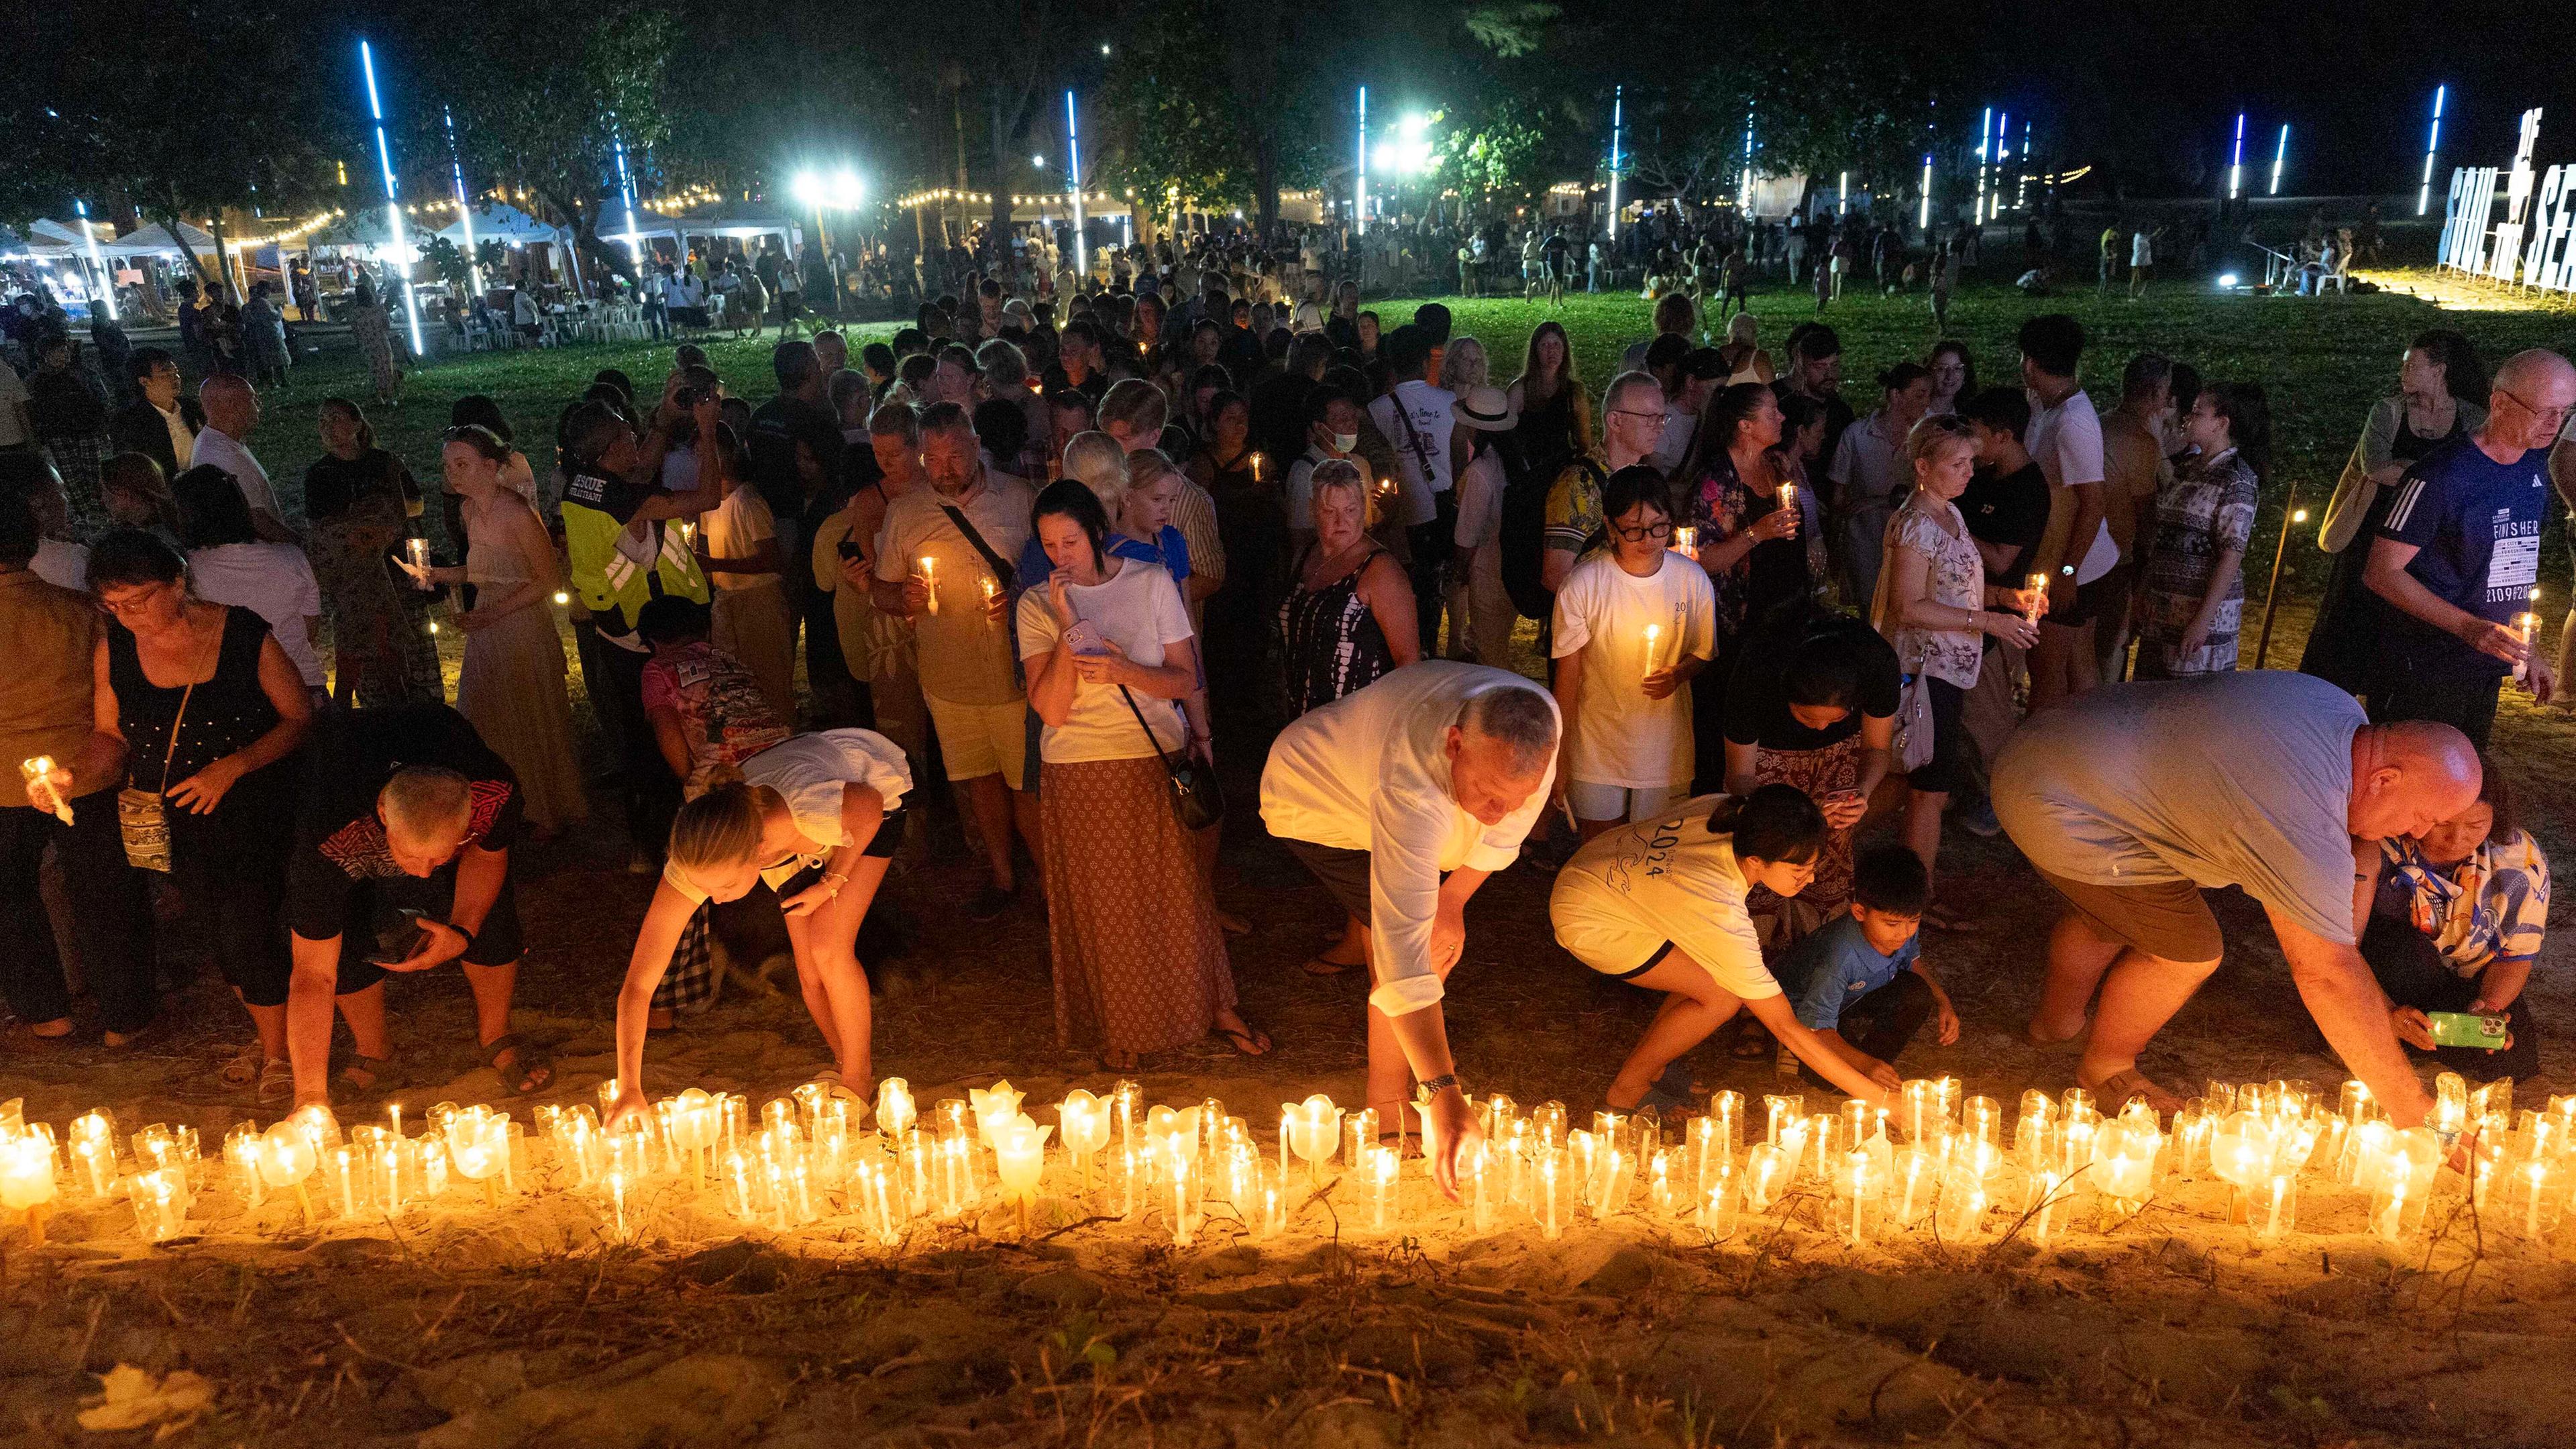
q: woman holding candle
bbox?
[1550,784,1900,1116]
[1548,467,1716,838]
[1020,479,1265,1070]
[88,529,312,1089]
[608,728,914,1127]
[1191,392,1288,722]
[400,426,588,837]
[2131,384,2265,679]
[1873,416,2039,926]
[2360,761,2547,1081]
[1676,384,1811,789]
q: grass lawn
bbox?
[248,267,2576,599]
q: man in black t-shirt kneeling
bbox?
[282,704,549,1110]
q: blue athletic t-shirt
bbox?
[1774,912,1921,1033]
[2376,433,2549,680]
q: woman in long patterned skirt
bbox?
[1019,480,1268,1069]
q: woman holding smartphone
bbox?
[1018,479,1266,1070]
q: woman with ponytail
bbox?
[605,729,912,1125]
[1550,784,1898,1114]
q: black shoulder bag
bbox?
[1116,685,1224,832]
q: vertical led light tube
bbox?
[358,39,424,354]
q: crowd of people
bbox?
[0,256,2566,1195]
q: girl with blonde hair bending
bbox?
[606,730,912,1126]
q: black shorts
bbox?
[1285,839,1374,922]
[2044,573,2114,628]
[333,867,525,994]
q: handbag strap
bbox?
[155,614,217,792]
[1116,684,1187,783]
[938,502,1018,590]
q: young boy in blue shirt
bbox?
[1773,845,1961,1091]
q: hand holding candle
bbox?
[20,757,71,824]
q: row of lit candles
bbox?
[7,1071,2575,1253]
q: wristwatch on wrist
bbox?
[1414,1073,1462,1104]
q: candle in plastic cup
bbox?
[2024,572,2048,626]
[916,556,939,614]
[2514,612,2540,682]
[1672,524,1698,560]
[1642,623,1662,683]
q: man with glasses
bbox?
[110,348,199,482]
[1542,371,1666,598]
[2363,348,2573,747]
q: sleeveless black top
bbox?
[109,606,283,793]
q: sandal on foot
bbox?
[1731,1021,1775,1061]
[1925,901,1979,932]
[484,1032,555,1096]
[219,1041,265,1088]
[810,1067,873,1120]
[1216,910,1252,936]
[258,1057,296,1105]
[333,1055,395,1100]
[1098,1050,1140,1073]
[2081,1066,2184,1121]
[1301,953,1364,977]
[1218,1020,1273,1058]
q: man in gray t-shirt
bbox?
[1993,671,2479,1130]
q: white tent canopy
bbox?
[102,221,220,258]
[677,200,797,246]
[597,201,688,246]
[437,203,563,248]
[0,226,74,260]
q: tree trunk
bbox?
[207,215,239,305]
[545,187,639,291]
[149,201,217,294]
[985,83,1019,264]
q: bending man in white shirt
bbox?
[1260,661,1557,1196]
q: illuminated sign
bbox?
[2438,107,2566,292]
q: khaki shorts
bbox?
[2035,867,2223,965]
[924,694,1030,792]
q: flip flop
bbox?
[1301,954,1363,977]
[2081,1067,2184,1122]
[1731,1020,1774,1061]
[1219,1020,1273,1058]
[1925,901,1980,932]
[483,1032,555,1097]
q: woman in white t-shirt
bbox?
[1551,786,1896,1114]
[694,422,798,719]
[1018,478,1267,1071]
[1550,466,1717,837]
[170,464,325,696]
[1872,415,2038,926]
[606,729,912,1125]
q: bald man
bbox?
[2363,347,2573,746]
[1995,671,2479,1129]
[190,374,299,543]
